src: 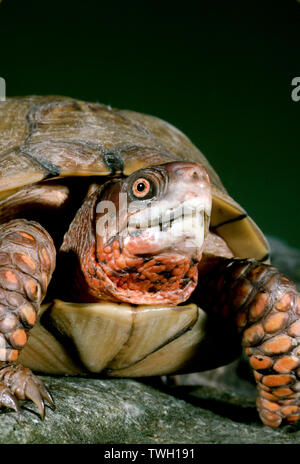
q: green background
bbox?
[0,0,299,249]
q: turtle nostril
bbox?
[166,162,209,184]
[174,167,201,179]
[192,171,199,179]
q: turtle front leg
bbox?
[195,257,300,428]
[0,219,56,418]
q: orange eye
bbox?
[132,178,151,198]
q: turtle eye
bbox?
[132,178,151,198]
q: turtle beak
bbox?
[162,161,212,258]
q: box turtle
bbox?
[0,95,299,428]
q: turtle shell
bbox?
[0,96,270,376]
[0,96,269,262]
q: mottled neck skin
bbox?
[60,162,212,306]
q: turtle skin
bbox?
[0,96,299,428]
[196,258,300,427]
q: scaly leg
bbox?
[0,219,56,418]
[195,257,300,427]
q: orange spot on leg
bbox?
[262,375,294,387]
[288,320,300,338]
[242,324,264,346]
[6,271,18,284]
[262,335,292,355]
[25,279,40,301]
[263,312,287,334]
[19,304,36,327]
[249,293,269,320]
[273,387,294,397]
[13,252,36,273]
[249,355,272,370]
[281,405,299,416]
[260,398,281,412]
[259,409,281,427]
[236,311,247,329]
[233,281,252,307]
[260,390,278,401]
[40,248,51,270]
[273,356,299,374]
[8,349,19,362]
[0,348,18,362]
[9,329,27,349]
[276,293,291,311]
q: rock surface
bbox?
[0,236,300,444]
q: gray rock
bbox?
[1,236,300,444]
[1,375,300,444]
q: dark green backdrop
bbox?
[0,0,299,248]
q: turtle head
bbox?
[94,161,212,305]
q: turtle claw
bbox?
[32,376,55,411]
[0,383,22,416]
[41,389,55,411]
[24,378,46,419]
[0,364,53,419]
